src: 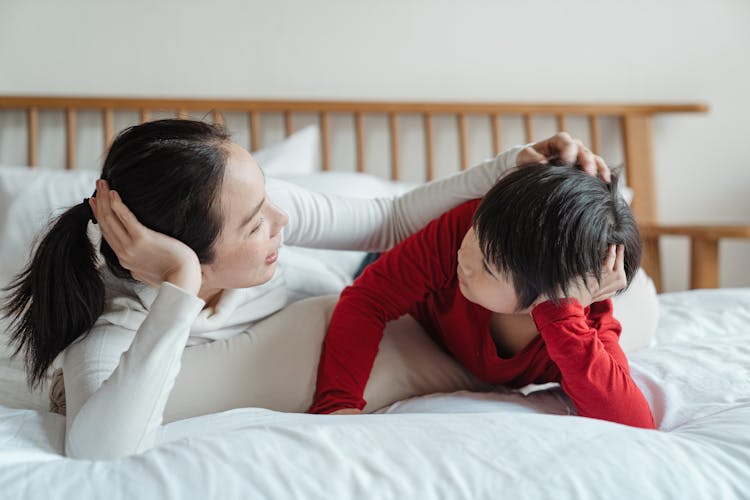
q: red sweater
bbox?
[310,199,655,429]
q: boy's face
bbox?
[456,227,529,314]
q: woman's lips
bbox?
[265,249,279,265]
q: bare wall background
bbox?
[1,0,748,292]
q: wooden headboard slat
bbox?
[388,113,400,179]
[102,108,115,150]
[212,110,224,126]
[65,108,76,170]
[457,113,468,170]
[26,107,38,167]
[318,111,330,171]
[490,113,500,156]
[354,112,365,173]
[556,114,566,134]
[588,115,600,155]
[424,113,435,180]
[248,111,260,151]
[522,113,533,143]
[283,111,294,137]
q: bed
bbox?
[1,96,749,499]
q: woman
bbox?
[3,119,607,459]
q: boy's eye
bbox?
[481,260,494,275]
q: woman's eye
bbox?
[249,218,264,235]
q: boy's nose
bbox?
[456,254,471,278]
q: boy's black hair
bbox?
[472,164,642,311]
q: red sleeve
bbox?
[531,298,656,429]
[308,200,480,414]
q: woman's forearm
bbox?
[64,282,204,459]
[272,145,525,251]
[383,145,525,247]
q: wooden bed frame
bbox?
[0,95,745,291]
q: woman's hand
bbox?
[516,132,611,182]
[90,179,203,296]
[532,244,626,310]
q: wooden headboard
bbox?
[2,96,741,292]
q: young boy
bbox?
[309,164,655,429]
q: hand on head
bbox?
[516,132,611,182]
[90,179,203,295]
[531,244,626,310]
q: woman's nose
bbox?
[269,204,289,237]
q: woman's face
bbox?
[200,142,289,291]
[456,227,529,314]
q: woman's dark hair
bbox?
[473,163,642,311]
[3,119,231,388]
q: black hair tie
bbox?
[82,189,97,224]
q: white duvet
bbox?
[1,288,749,500]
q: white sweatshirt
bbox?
[62,146,524,460]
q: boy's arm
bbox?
[531,298,656,429]
[309,200,480,414]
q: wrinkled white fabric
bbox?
[0,289,746,499]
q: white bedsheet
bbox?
[1,288,749,499]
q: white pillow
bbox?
[611,268,659,352]
[0,166,100,289]
[251,125,320,176]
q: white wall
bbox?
[1,0,749,292]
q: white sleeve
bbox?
[269,145,526,251]
[63,282,205,460]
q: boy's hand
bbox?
[586,244,627,305]
[532,245,626,310]
[516,132,611,182]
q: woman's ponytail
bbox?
[3,201,104,389]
